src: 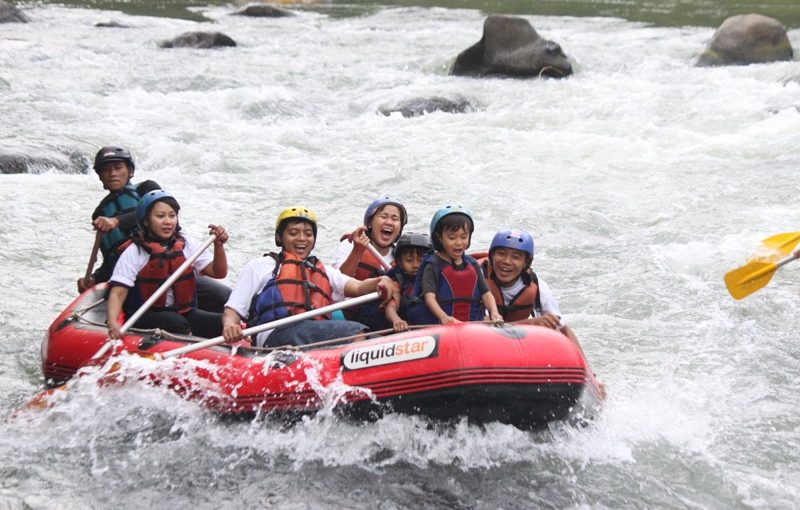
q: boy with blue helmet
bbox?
[408,205,502,325]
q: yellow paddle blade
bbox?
[724,259,779,300]
[760,231,800,257]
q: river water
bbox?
[1,1,799,508]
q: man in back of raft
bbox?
[220,206,398,348]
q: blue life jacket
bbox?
[387,266,422,318]
[407,253,484,325]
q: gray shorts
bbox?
[263,319,367,348]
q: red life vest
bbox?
[408,253,484,324]
[250,252,333,325]
[135,237,197,314]
[482,260,541,322]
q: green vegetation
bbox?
[33,0,800,27]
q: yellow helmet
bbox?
[274,206,318,246]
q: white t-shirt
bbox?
[224,255,353,345]
[331,239,394,272]
[498,274,566,326]
[109,235,213,307]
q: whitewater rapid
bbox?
[1,4,799,508]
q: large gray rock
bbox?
[0,1,28,23]
[159,31,237,49]
[697,14,793,67]
[379,96,474,118]
[451,15,572,78]
[0,150,89,175]
[234,4,294,17]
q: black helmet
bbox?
[394,232,432,257]
[93,146,135,174]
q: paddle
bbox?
[91,234,217,360]
[366,243,392,271]
[760,231,800,257]
[159,291,380,358]
[724,252,800,300]
[78,231,102,293]
[339,232,392,271]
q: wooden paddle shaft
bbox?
[83,231,102,283]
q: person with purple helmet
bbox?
[332,196,407,330]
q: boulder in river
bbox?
[234,4,294,17]
[451,15,572,78]
[159,31,237,49]
[0,150,89,175]
[0,0,28,23]
[379,96,474,117]
[697,14,793,67]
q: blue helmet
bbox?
[430,205,474,251]
[364,196,408,230]
[136,190,179,228]
[490,229,534,261]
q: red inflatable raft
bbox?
[40,285,604,429]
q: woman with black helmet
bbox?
[106,190,229,339]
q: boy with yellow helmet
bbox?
[222,206,398,347]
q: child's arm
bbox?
[384,299,409,332]
[481,291,503,324]
[424,292,457,324]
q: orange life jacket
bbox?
[128,237,197,314]
[482,260,541,322]
[250,252,333,325]
[352,245,390,281]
